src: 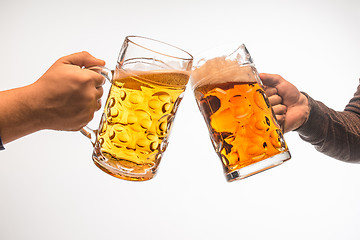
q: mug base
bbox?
[225,151,291,182]
[92,153,156,181]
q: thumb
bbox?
[59,51,105,68]
[259,73,283,88]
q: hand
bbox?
[259,73,310,133]
[31,51,106,131]
[0,51,106,144]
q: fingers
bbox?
[265,85,283,106]
[265,86,277,96]
[59,51,106,68]
[272,105,287,130]
[272,104,287,115]
[275,114,286,130]
[93,85,104,111]
[96,99,102,111]
[87,69,106,88]
[268,94,282,106]
[95,86,104,99]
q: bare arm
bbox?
[0,51,105,145]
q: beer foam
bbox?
[115,68,190,87]
[191,57,257,88]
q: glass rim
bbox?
[192,43,252,68]
[125,35,193,61]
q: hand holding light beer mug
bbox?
[191,44,291,181]
[81,36,193,181]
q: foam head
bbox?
[191,56,258,89]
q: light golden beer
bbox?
[192,57,290,180]
[94,69,189,181]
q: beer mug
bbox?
[81,36,193,181]
[191,44,291,181]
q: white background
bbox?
[1,0,360,239]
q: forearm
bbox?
[0,84,43,144]
[297,95,360,163]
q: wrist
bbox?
[0,84,45,144]
[294,92,310,130]
[25,83,51,131]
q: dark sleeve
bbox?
[296,81,360,163]
[0,136,4,150]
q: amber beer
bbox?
[192,57,290,181]
[93,69,189,181]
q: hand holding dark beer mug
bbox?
[259,73,360,163]
[259,73,310,133]
[81,36,193,181]
[191,44,291,181]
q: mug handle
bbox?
[80,66,113,145]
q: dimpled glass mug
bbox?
[81,36,193,181]
[191,44,291,181]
